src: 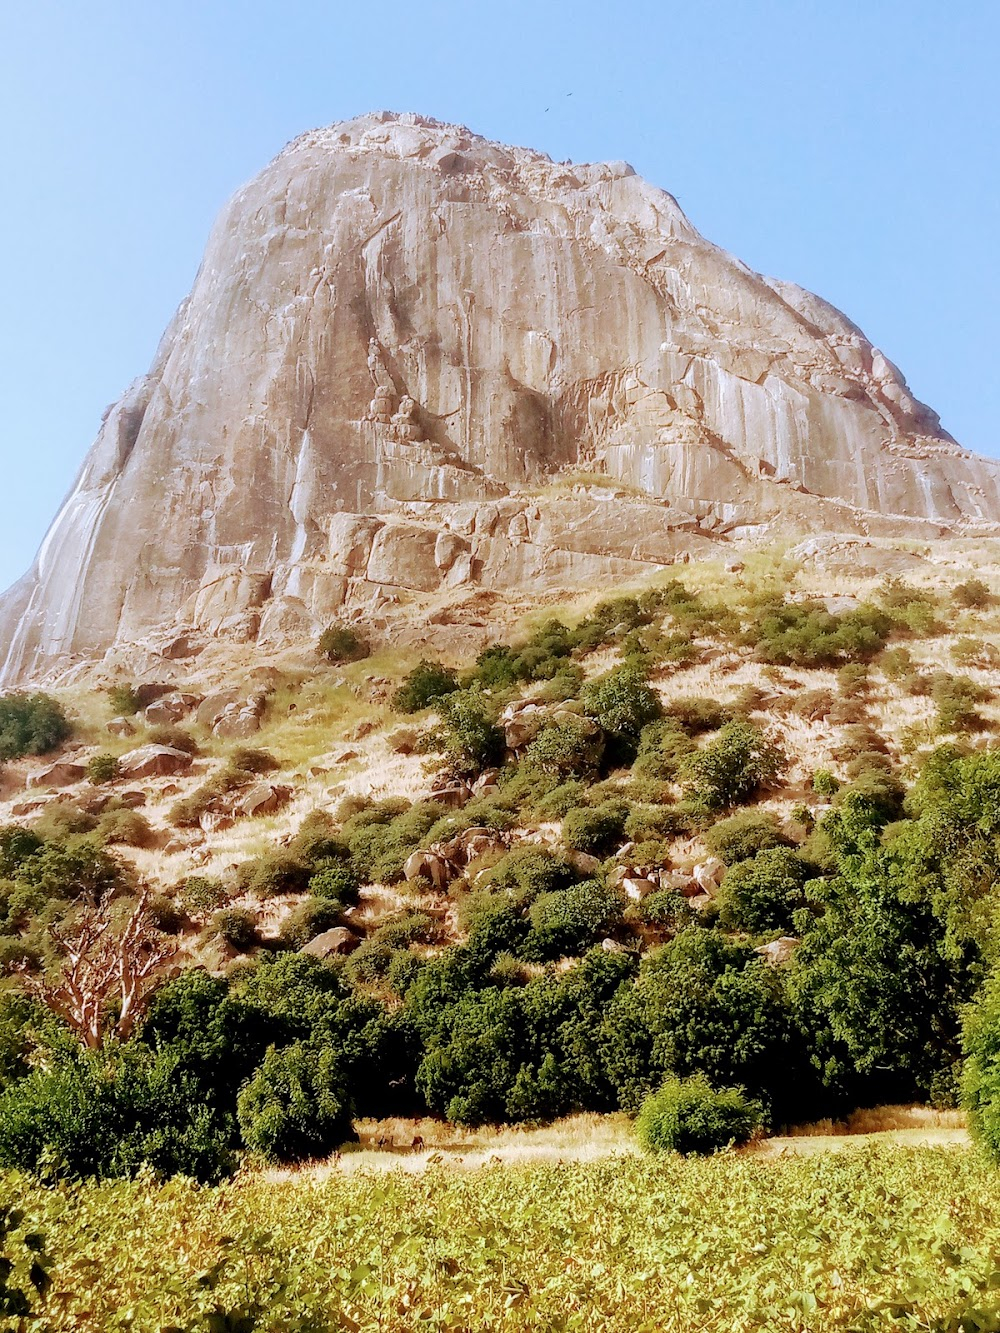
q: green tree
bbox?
[0,694,72,761]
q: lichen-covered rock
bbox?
[3,110,999,683]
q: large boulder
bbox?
[301,927,360,958]
[117,745,193,779]
[4,111,1000,684]
[27,761,87,789]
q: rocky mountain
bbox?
[2,110,999,685]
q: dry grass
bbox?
[257,1106,971,1180]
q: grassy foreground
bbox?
[4,1144,1000,1331]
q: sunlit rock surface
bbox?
[3,111,999,682]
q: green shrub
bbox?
[717,847,812,934]
[623,806,685,842]
[562,800,628,855]
[235,851,312,899]
[107,684,143,717]
[180,876,227,914]
[962,967,1000,1163]
[532,780,589,820]
[237,1041,352,1162]
[704,811,790,865]
[878,646,915,681]
[632,718,694,782]
[96,809,155,848]
[318,623,369,663]
[525,881,625,958]
[635,1074,763,1155]
[436,691,504,778]
[393,661,459,713]
[347,800,446,884]
[0,1043,235,1182]
[146,725,200,756]
[681,720,786,811]
[639,890,695,934]
[87,753,120,785]
[279,897,343,948]
[812,769,840,797]
[482,847,578,904]
[308,862,361,906]
[953,578,992,610]
[0,693,72,760]
[212,909,259,952]
[931,673,991,735]
[581,666,662,762]
[664,697,731,734]
[747,599,891,667]
[522,716,604,778]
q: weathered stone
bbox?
[118,745,193,779]
[235,783,292,818]
[106,716,136,738]
[143,692,200,725]
[755,936,800,967]
[27,761,87,789]
[301,927,360,958]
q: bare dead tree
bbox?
[17,891,178,1049]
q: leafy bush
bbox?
[317,623,369,663]
[704,811,790,865]
[812,769,840,797]
[279,897,343,949]
[602,931,805,1120]
[436,691,504,778]
[237,1041,352,1162]
[107,684,143,717]
[308,862,361,907]
[962,966,1000,1163]
[212,909,258,953]
[146,725,200,756]
[393,661,459,713]
[0,1043,234,1182]
[562,800,628,855]
[635,1074,763,1155]
[663,697,731,734]
[525,881,624,959]
[931,673,991,735]
[234,851,312,899]
[522,716,604,778]
[581,666,662,762]
[953,578,992,610]
[681,721,786,811]
[717,847,812,934]
[481,847,578,905]
[747,599,891,667]
[180,876,227,914]
[623,806,686,843]
[0,693,72,760]
[632,718,694,782]
[639,890,695,934]
[96,809,155,848]
[87,754,120,785]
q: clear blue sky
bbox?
[1,0,997,591]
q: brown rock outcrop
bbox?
[3,110,999,683]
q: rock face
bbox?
[3,110,999,683]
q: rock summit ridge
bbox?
[2,109,999,683]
